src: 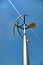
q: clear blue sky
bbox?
[0,0,43,65]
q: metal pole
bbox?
[23,24,29,65]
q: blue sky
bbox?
[0,0,43,65]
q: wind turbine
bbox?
[13,14,36,65]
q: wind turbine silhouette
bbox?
[13,14,36,65]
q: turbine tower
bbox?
[13,14,36,65]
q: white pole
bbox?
[23,24,29,65]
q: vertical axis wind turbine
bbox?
[13,14,36,65]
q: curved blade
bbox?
[13,25,15,36]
